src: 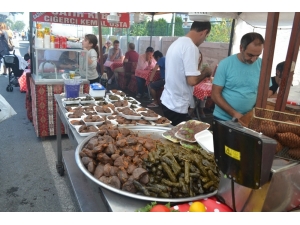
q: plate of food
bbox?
[68,118,85,128]
[110,90,126,97]
[175,120,210,143]
[113,100,131,108]
[79,96,95,104]
[75,125,99,136]
[136,119,154,126]
[65,111,85,119]
[161,122,186,143]
[94,105,114,116]
[106,94,123,102]
[119,108,142,120]
[62,97,80,105]
[140,110,160,121]
[152,117,172,127]
[115,117,137,126]
[81,115,105,126]
[75,127,219,202]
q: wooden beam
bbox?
[275,12,300,111]
[256,12,279,108]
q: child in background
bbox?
[80,34,100,84]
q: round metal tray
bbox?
[75,126,217,203]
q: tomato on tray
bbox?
[150,205,171,212]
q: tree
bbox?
[206,19,232,43]
[167,16,184,36]
[13,20,26,32]
[92,26,110,36]
[147,18,168,36]
[129,21,148,36]
[5,18,14,29]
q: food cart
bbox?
[51,12,300,212]
[27,12,130,137]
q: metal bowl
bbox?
[75,126,217,203]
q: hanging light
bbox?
[188,12,212,22]
[107,12,120,24]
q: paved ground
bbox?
[0,39,80,212]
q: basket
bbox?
[248,107,300,161]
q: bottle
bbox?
[100,73,108,88]
[54,36,60,48]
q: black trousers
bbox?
[161,103,188,126]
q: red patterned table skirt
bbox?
[110,62,123,71]
[135,70,161,86]
[193,80,213,100]
[29,78,90,137]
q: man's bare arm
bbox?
[211,84,243,119]
[186,67,212,86]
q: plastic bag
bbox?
[18,74,27,93]
[0,94,17,123]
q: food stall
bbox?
[52,12,300,212]
[27,12,130,137]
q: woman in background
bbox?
[80,34,100,84]
[0,22,9,75]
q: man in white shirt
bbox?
[160,21,212,126]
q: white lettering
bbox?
[81,19,86,25]
[101,14,107,19]
[52,12,59,15]
[70,18,76,24]
[44,15,50,22]
[90,20,97,26]
[64,18,69,24]
[123,22,127,28]
[77,13,84,17]
[33,12,45,20]
[85,20,90,25]
[59,12,67,16]
[88,13,95,19]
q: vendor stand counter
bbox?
[30,48,90,137]
[54,94,173,212]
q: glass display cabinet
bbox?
[32,48,89,83]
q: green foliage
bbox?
[5,18,14,29]
[92,26,110,35]
[129,21,148,36]
[206,19,232,43]
[12,20,26,32]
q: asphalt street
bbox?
[0,38,80,212]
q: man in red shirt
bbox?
[113,43,139,87]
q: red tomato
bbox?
[150,205,171,212]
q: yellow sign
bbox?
[225,145,240,161]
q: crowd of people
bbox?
[1,19,287,125]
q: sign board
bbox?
[32,12,130,28]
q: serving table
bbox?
[55,94,221,211]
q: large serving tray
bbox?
[75,126,217,203]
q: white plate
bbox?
[62,98,80,105]
[113,100,132,108]
[65,112,85,119]
[79,96,95,104]
[140,113,161,121]
[152,121,172,127]
[136,120,155,126]
[128,99,141,105]
[105,94,123,102]
[81,115,105,126]
[175,120,210,143]
[194,130,214,153]
[110,90,126,97]
[68,118,84,128]
[75,125,99,136]
[121,113,142,120]
[93,106,114,116]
